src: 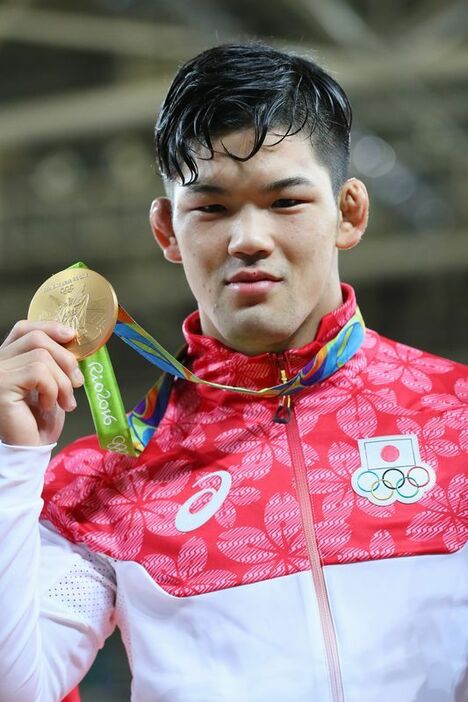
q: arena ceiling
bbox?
[0,0,467,296]
[0,0,466,438]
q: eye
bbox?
[272,198,303,209]
[195,204,226,214]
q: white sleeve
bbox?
[0,442,117,702]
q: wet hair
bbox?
[155,42,352,198]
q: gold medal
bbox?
[28,268,119,360]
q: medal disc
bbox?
[28,268,119,360]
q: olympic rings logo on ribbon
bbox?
[354,465,433,502]
[106,434,130,454]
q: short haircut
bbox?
[155,42,352,198]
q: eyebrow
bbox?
[184,183,226,194]
[263,176,315,193]
[183,176,315,195]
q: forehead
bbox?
[174,129,332,195]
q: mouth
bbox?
[225,270,283,296]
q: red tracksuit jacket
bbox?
[41,283,467,702]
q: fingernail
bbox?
[59,325,75,337]
[72,368,84,386]
[69,396,77,410]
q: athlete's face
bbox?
[151,130,368,354]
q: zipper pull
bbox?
[273,369,291,424]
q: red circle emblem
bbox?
[380,444,400,462]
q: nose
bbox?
[227,207,274,261]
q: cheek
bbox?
[179,245,217,297]
[288,232,329,269]
[288,232,336,287]
[286,213,334,252]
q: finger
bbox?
[0,328,84,388]
[0,374,67,447]
[6,350,78,412]
[29,351,78,412]
[1,364,62,415]
[26,368,62,413]
[2,320,76,349]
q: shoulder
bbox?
[42,433,104,497]
[42,433,142,501]
[363,329,467,400]
[40,434,140,544]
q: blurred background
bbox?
[0,0,467,698]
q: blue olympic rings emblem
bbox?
[356,465,431,501]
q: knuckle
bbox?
[59,368,73,387]
[13,319,29,334]
[9,320,30,340]
[1,321,27,349]
[30,360,47,375]
[61,381,74,399]
[31,347,51,364]
[63,350,78,371]
[28,329,48,347]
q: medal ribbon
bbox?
[73,263,365,456]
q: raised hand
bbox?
[0,321,84,446]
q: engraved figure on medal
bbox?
[48,288,107,349]
[52,285,90,343]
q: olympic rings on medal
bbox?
[355,465,431,501]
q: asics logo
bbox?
[175,470,232,532]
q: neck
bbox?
[199,285,344,356]
[180,283,361,397]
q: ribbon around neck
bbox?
[73,263,366,456]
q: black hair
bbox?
[155,42,352,198]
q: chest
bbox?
[62,377,466,596]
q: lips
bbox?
[225,270,283,298]
[226,270,282,284]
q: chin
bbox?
[221,320,295,355]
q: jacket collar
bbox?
[181,284,358,391]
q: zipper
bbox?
[278,355,345,702]
[273,369,291,424]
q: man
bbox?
[0,43,466,702]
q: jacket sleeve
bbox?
[0,442,117,702]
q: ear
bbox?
[336,178,369,250]
[149,197,182,263]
